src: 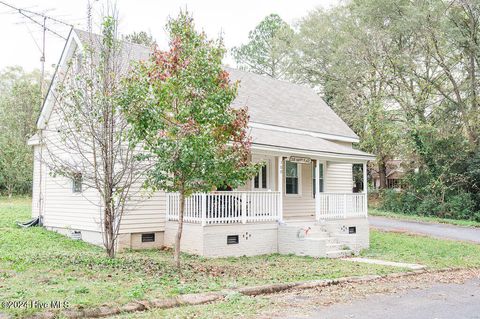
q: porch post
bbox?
[277,156,283,222]
[201,193,207,226]
[315,159,320,221]
[363,162,368,217]
[166,193,170,221]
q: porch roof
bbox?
[249,127,375,161]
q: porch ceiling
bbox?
[249,127,375,161]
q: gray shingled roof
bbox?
[74,29,358,139]
[70,29,369,158]
[226,67,358,139]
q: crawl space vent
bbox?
[70,230,82,240]
[141,233,155,243]
[227,235,239,245]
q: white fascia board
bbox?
[37,30,81,130]
[249,122,360,143]
[251,144,375,163]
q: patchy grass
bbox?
[364,229,480,269]
[0,197,396,317]
[370,208,480,228]
[112,294,271,319]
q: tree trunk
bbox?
[174,191,185,269]
[104,203,115,258]
[378,160,388,189]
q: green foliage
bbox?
[121,12,258,196]
[123,31,156,47]
[0,66,41,196]
[232,14,294,79]
[288,0,480,220]
[380,129,480,220]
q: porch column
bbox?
[363,162,368,217]
[277,156,283,222]
[315,159,320,221]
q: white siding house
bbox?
[29,29,375,258]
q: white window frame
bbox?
[251,154,274,191]
[313,160,326,198]
[72,175,83,193]
[285,160,302,197]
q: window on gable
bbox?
[72,174,82,193]
[313,162,324,197]
[285,161,299,194]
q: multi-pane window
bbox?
[313,163,324,197]
[254,163,268,189]
[72,175,82,193]
[285,161,299,194]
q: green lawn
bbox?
[370,208,480,228]
[2,198,480,318]
[122,232,480,319]
[364,229,480,269]
[0,197,395,317]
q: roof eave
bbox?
[251,143,376,162]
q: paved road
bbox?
[292,278,480,319]
[369,216,480,243]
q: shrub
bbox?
[443,193,477,220]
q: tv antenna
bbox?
[0,1,73,98]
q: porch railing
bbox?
[166,191,281,225]
[316,193,367,220]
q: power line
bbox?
[0,1,73,97]
[0,1,75,222]
[0,1,70,40]
[0,1,73,28]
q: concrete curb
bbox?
[26,267,464,319]
[341,257,426,270]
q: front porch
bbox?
[165,151,369,225]
[165,191,367,225]
[163,152,371,258]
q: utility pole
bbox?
[41,16,46,97]
[0,1,73,100]
[0,1,73,220]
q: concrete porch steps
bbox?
[278,221,357,258]
[326,249,353,258]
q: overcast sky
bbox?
[0,0,338,73]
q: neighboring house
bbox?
[28,29,375,258]
[372,160,404,191]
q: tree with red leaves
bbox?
[121,11,258,268]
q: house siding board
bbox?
[119,182,166,234]
[43,169,102,232]
[37,93,168,236]
[326,162,353,193]
[40,103,102,233]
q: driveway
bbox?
[292,278,480,319]
[369,216,480,243]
